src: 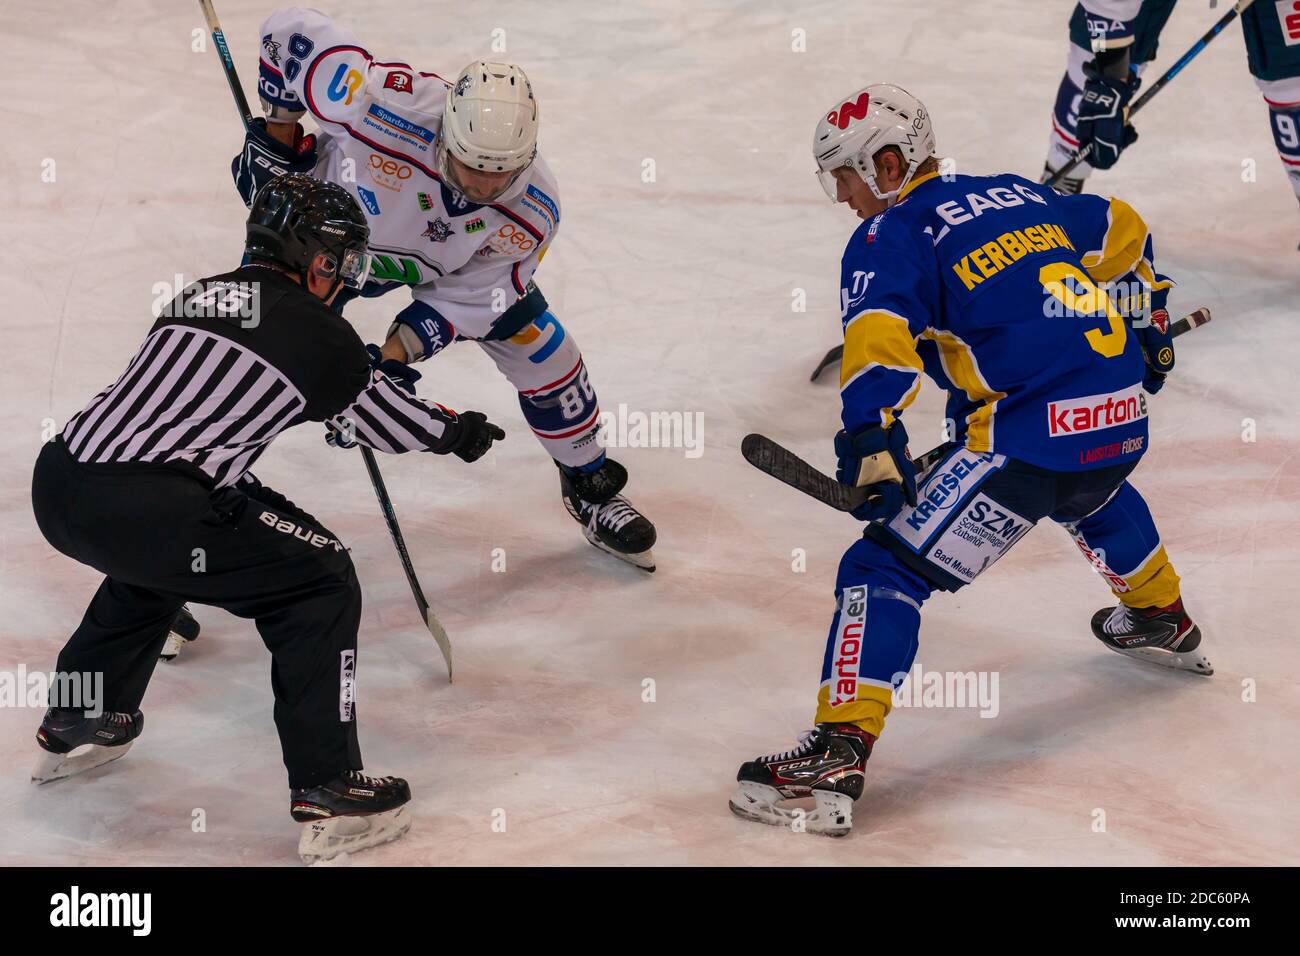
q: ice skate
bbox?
[559,458,657,572]
[159,605,200,662]
[32,707,143,784]
[729,723,875,837]
[1091,598,1213,676]
[292,770,413,863]
[1040,161,1085,195]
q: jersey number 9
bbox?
[1039,262,1127,359]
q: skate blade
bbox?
[32,741,133,784]
[298,804,412,864]
[1106,643,1214,676]
[728,782,852,837]
[582,530,656,572]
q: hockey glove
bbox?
[834,420,918,522]
[232,118,318,208]
[387,300,459,363]
[1131,288,1175,394]
[1076,61,1140,170]
[444,412,505,463]
[365,344,422,396]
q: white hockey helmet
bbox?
[437,60,539,202]
[813,83,936,203]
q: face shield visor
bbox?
[317,244,372,293]
[435,136,530,205]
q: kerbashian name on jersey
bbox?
[950,222,1076,291]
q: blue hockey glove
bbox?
[365,344,422,396]
[834,420,918,522]
[1131,289,1175,394]
[231,118,317,208]
[1077,60,1140,170]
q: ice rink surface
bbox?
[1,0,1297,866]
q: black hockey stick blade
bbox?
[741,434,868,512]
[809,344,844,382]
[754,308,1211,511]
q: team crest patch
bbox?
[464,218,485,233]
[422,218,454,242]
[383,70,413,94]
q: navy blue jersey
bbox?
[838,170,1173,472]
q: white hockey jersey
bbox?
[257,6,560,340]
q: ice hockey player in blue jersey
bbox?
[1042,0,1300,228]
[730,84,1212,837]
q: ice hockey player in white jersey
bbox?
[1041,0,1300,229]
[234,6,657,570]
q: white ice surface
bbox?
[1,0,1298,866]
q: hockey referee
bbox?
[29,174,503,858]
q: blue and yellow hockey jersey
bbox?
[838,170,1173,472]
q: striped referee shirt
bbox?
[61,265,463,488]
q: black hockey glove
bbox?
[834,420,917,523]
[232,118,318,208]
[1076,60,1140,170]
[444,412,505,463]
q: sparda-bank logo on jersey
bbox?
[326,62,364,106]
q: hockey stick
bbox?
[810,343,843,383]
[198,0,255,130]
[359,446,454,681]
[198,0,454,681]
[1046,0,1257,187]
[751,308,1211,512]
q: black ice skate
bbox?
[1041,161,1085,196]
[291,770,413,863]
[558,458,657,572]
[159,605,200,662]
[32,707,143,784]
[1091,597,1213,676]
[729,723,875,837]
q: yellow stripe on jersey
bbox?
[1080,196,1152,285]
[920,328,1007,452]
[841,309,925,427]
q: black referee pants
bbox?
[31,438,362,789]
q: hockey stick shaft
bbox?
[753,309,1210,512]
[1046,0,1257,186]
[359,446,454,681]
[197,0,454,681]
[198,0,254,131]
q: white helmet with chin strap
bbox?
[813,83,936,203]
[437,60,539,202]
